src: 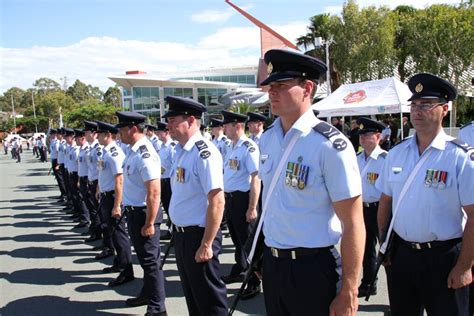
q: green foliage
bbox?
[64,103,117,128]
[66,79,104,103]
[33,78,61,95]
[228,102,254,114]
[103,86,123,107]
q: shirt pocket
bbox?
[388,170,407,183]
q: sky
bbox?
[0,0,462,94]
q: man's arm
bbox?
[195,188,225,263]
[448,204,474,289]
[111,174,123,218]
[330,195,365,316]
[377,193,393,238]
[142,178,161,237]
[246,172,260,223]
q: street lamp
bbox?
[297,36,334,95]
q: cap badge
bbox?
[267,62,273,74]
[359,123,364,130]
[415,83,423,93]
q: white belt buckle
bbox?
[291,250,296,260]
[271,247,279,258]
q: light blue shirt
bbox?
[212,134,231,160]
[159,138,176,179]
[459,122,474,146]
[123,136,161,207]
[149,134,162,154]
[57,140,66,164]
[78,144,90,177]
[357,145,386,203]
[117,140,130,156]
[259,109,362,249]
[50,138,59,159]
[249,131,263,146]
[169,132,223,227]
[67,144,79,173]
[223,134,259,192]
[98,141,125,193]
[376,131,474,242]
[87,140,101,181]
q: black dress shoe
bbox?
[126,296,149,307]
[144,311,167,316]
[95,248,114,260]
[74,221,89,228]
[102,265,123,273]
[357,285,377,298]
[85,234,102,243]
[221,274,244,284]
[108,274,134,287]
[241,284,261,300]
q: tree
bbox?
[103,86,123,108]
[66,79,103,103]
[0,87,28,113]
[33,77,61,95]
[36,91,76,125]
[64,102,117,128]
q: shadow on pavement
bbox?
[0,246,95,259]
[14,184,58,192]
[0,295,124,315]
[0,268,110,286]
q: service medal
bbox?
[438,171,447,189]
[432,170,439,188]
[424,169,433,187]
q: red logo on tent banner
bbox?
[343,90,367,104]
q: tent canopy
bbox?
[312,77,412,117]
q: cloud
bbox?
[0,20,309,93]
[191,9,234,23]
[324,0,462,14]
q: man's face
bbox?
[85,130,95,142]
[247,121,261,134]
[268,78,308,117]
[211,126,222,137]
[223,123,237,139]
[65,135,73,144]
[331,118,339,125]
[75,136,84,146]
[157,130,167,142]
[409,98,448,132]
[118,126,133,144]
[146,129,154,137]
[166,115,190,140]
[359,132,381,151]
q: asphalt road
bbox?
[0,149,391,315]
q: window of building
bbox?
[132,87,160,111]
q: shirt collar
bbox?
[368,145,384,160]
[130,136,148,152]
[410,129,453,152]
[183,131,203,152]
[291,108,318,134]
[235,134,249,147]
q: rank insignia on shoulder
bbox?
[195,140,208,151]
[200,150,211,159]
[332,138,347,151]
[110,146,117,152]
[142,153,150,159]
[97,151,102,156]
[112,152,118,157]
[139,145,148,154]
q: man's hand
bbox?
[111,206,121,219]
[447,263,472,289]
[329,289,358,316]
[141,223,155,237]
[246,207,257,223]
[195,243,213,263]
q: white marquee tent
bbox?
[312,77,413,117]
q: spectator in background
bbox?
[331,117,343,132]
[349,119,360,152]
[380,119,391,150]
[402,116,412,139]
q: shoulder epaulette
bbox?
[460,121,474,130]
[170,141,176,147]
[263,124,274,133]
[450,138,473,153]
[312,121,347,151]
[195,140,211,159]
[378,152,388,159]
[139,145,148,154]
[110,146,117,152]
[94,143,99,148]
[243,140,256,152]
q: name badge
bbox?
[260,154,268,164]
[392,167,402,174]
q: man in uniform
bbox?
[156,121,175,239]
[84,121,102,242]
[459,121,474,146]
[76,129,91,228]
[57,128,70,206]
[376,73,474,316]
[49,129,67,201]
[250,49,364,315]
[355,117,387,297]
[210,118,230,160]
[220,110,260,285]
[96,121,135,286]
[164,96,228,315]
[246,112,266,146]
[116,111,167,316]
[146,124,162,154]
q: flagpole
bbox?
[31,92,38,133]
[11,94,17,134]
